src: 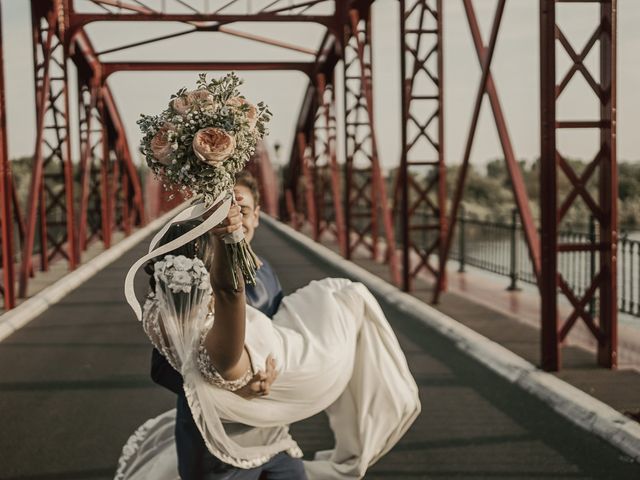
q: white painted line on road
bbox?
[0,204,186,343]
[261,213,640,463]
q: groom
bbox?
[150,171,306,480]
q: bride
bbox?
[117,196,421,479]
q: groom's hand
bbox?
[234,355,279,400]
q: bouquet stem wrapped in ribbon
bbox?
[137,73,272,287]
[220,193,259,289]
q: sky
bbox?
[2,0,639,173]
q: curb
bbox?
[0,204,186,343]
[261,214,640,463]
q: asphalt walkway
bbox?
[0,220,638,479]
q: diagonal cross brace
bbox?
[434,0,507,303]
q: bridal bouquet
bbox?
[138,73,272,288]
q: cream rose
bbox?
[171,89,217,115]
[226,96,258,130]
[150,123,175,165]
[192,127,236,165]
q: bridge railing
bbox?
[436,208,639,319]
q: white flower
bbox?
[171,270,191,285]
[173,256,194,271]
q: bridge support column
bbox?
[0,3,16,309]
[297,132,319,240]
[20,0,77,297]
[539,0,618,370]
[343,7,400,285]
[313,73,346,255]
[77,75,110,251]
[398,0,446,292]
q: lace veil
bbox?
[124,194,300,469]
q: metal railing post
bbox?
[507,207,520,291]
[589,215,596,317]
[458,205,466,273]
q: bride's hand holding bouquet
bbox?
[208,198,245,293]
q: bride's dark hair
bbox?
[143,219,213,292]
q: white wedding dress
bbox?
[118,197,420,479]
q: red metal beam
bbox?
[434,0,506,304]
[73,0,336,21]
[86,0,153,14]
[246,142,280,217]
[285,189,300,230]
[264,0,334,14]
[98,88,112,249]
[94,28,199,57]
[217,27,318,56]
[76,79,100,251]
[70,13,334,28]
[101,61,316,79]
[597,1,618,368]
[297,132,319,239]
[0,2,16,309]
[539,0,563,371]
[462,0,541,288]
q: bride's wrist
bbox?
[210,269,245,295]
[212,282,244,295]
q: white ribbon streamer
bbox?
[124,191,232,321]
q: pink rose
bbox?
[192,127,236,165]
[171,89,217,115]
[226,96,258,130]
[150,123,175,165]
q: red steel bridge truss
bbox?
[0,0,619,371]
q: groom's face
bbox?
[234,184,260,244]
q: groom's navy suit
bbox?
[151,258,305,480]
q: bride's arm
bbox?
[202,201,252,381]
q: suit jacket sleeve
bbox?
[271,273,284,316]
[150,347,183,395]
[260,257,284,318]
